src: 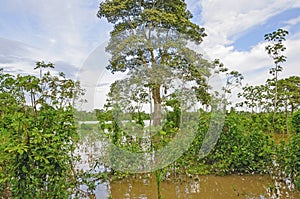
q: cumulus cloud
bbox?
[200,0,300,48]
[0,38,35,63]
[53,61,79,79]
[0,0,112,72]
[193,0,300,88]
[204,35,300,87]
[284,16,300,26]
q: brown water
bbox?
[76,133,300,199]
[108,174,300,199]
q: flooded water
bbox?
[75,127,300,199]
[108,174,300,199]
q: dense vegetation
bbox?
[0,0,299,198]
[0,63,86,198]
[94,0,299,196]
[94,105,299,188]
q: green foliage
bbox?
[80,123,93,130]
[75,110,97,121]
[0,63,85,198]
[97,0,206,47]
[277,76,300,114]
[163,95,181,132]
[204,111,275,174]
[163,110,276,176]
[264,29,289,70]
[237,75,300,133]
[276,133,300,191]
[292,110,300,133]
[264,28,289,126]
[98,0,213,129]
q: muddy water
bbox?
[76,131,300,199]
[108,174,300,199]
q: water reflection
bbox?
[109,174,300,199]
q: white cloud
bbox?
[0,0,112,70]
[200,0,300,48]
[195,0,300,90]
[282,16,300,30]
[284,16,300,26]
[284,38,300,77]
[217,36,300,106]
[204,37,300,87]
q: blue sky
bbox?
[233,7,300,51]
[0,0,300,109]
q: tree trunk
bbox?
[285,102,289,135]
[152,85,162,127]
[272,67,278,128]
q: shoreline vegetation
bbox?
[0,63,299,198]
[76,109,300,197]
[74,110,299,198]
[1,0,299,198]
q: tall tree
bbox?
[97,0,208,126]
[264,28,289,125]
[277,76,300,133]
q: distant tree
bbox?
[264,28,289,125]
[213,59,244,109]
[237,84,271,113]
[277,76,300,133]
[277,76,300,114]
[237,75,300,133]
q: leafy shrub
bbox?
[292,110,300,133]
[205,112,275,174]
[276,133,300,191]
[0,63,85,198]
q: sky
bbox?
[0,0,300,110]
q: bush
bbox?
[0,63,85,198]
[292,110,300,133]
[276,133,300,191]
[205,112,275,174]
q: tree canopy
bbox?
[98,0,212,126]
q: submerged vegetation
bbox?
[0,0,299,198]
[92,107,300,186]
